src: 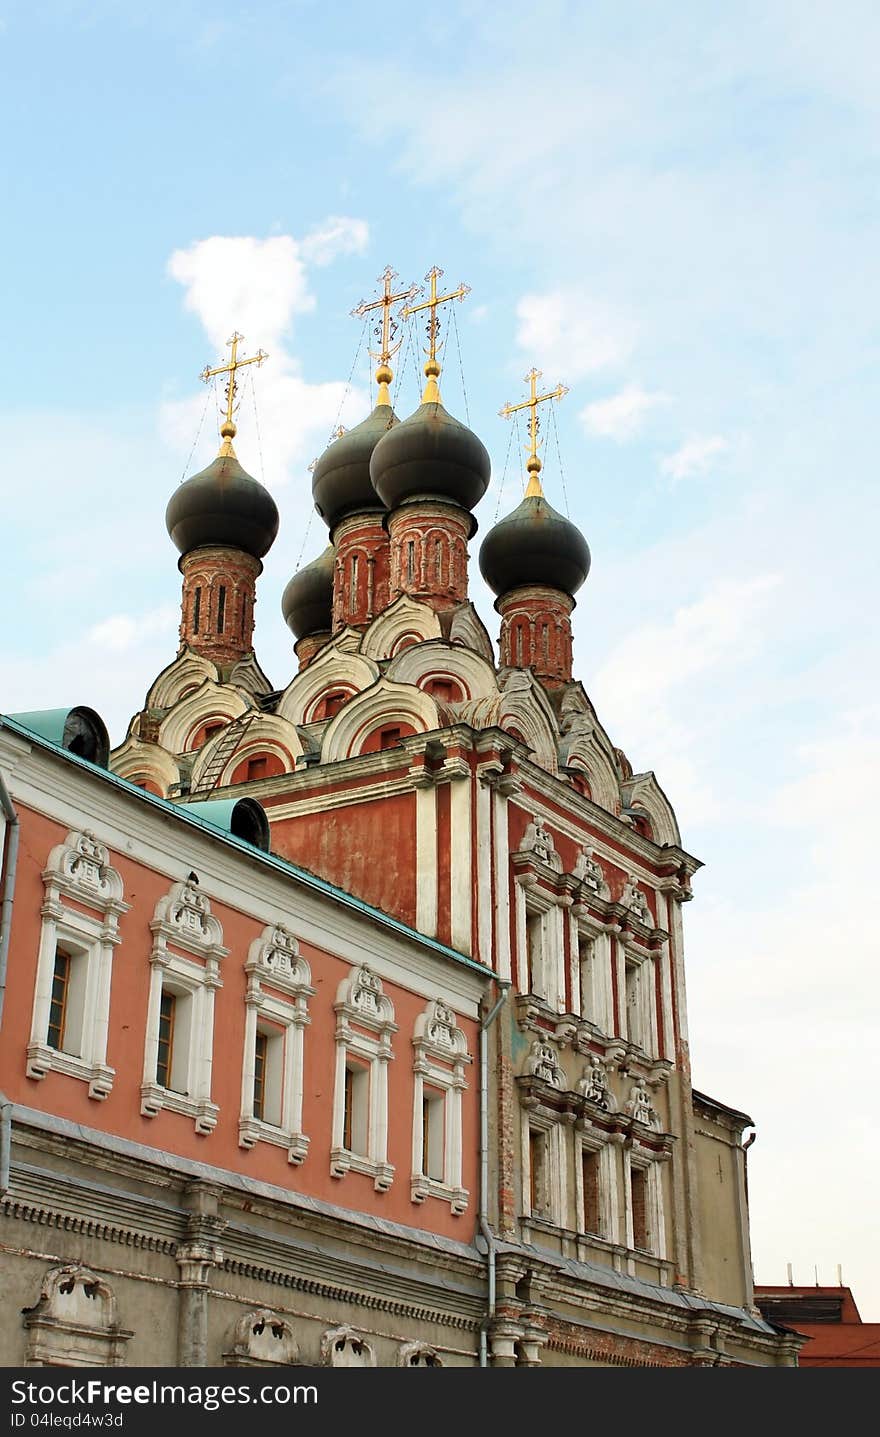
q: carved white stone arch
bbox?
[226,1308,299,1366]
[622,772,681,847]
[321,1325,376,1368]
[189,713,303,788]
[498,671,559,774]
[157,679,250,754]
[448,601,495,661]
[561,736,621,815]
[110,736,180,797]
[386,638,499,703]
[321,678,440,763]
[24,1264,131,1367]
[146,649,219,712]
[276,643,380,726]
[360,594,442,660]
[227,652,274,697]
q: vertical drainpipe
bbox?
[0,772,21,1195]
[478,979,510,1369]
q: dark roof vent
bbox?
[7,706,110,769]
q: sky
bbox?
[2,1,878,1316]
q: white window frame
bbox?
[618,941,658,1056]
[515,879,565,1011]
[141,879,227,1134]
[239,924,313,1164]
[410,998,471,1214]
[521,1109,566,1226]
[570,912,614,1034]
[624,1146,667,1260]
[575,1130,619,1244]
[330,965,397,1191]
[27,829,129,1100]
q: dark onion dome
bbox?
[369,399,491,515]
[479,490,591,599]
[166,444,279,560]
[281,544,334,639]
[312,402,399,530]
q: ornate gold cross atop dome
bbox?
[401,266,471,403]
[499,367,569,497]
[200,332,269,457]
[351,267,419,406]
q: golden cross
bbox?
[200,331,269,457]
[401,266,471,403]
[499,368,569,497]
[351,267,418,406]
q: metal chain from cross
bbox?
[499,367,569,496]
[200,332,269,456]
[401,266,471,402]
[351,267,419,406]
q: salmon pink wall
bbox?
[0,803,478,1241]
[270,793,417,927]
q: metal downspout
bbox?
[0,773,21,1195]
[478,980,510,1368]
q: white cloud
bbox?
[581,384,669,440]
[162,227,371,491]
[89,607,178,654]
[515,290,635,381]
[300,216,369,266]
[660,434,727,482]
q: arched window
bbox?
[217,585,227,634]
[193,586,202,634]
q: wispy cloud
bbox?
[515,290,635,381]
[660,434,727,482]
[581,384,669,441]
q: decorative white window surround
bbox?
[569,910,614,1037]
[575,1128,619,1245]
[514,878,566,1012]
[617,939,659,1058]
[321,1325,376,1368]
[239,924,313,1164]
[23,1264,132,1368]
[410,999,471,1213]
[224,1308,300,1367]
[27,830,129,1100]
[398,1341,443,1367]
[624,1144,668,1262]
[140,879,227,1134]
[330,965,397,1191]
[521,1108,566,1225]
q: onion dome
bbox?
[281,544,334,639]
[479,488,591,599]
[312,398,398,530]
[166,441,279,560]
[370,398,490,513]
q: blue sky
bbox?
[2,2,879,1314]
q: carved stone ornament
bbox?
[621,877,651,925]
[23,1264,132,1367]
[228,1308,299,1366]
[572,847,610,898]
[624,1077,661,1129]
[398,1341,443,1367]
[519,818,563,872]
[578,1054,618,1112]
[524,1037,565,1089]
[321,1325,376,1367]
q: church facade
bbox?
[0,282,800,1367]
